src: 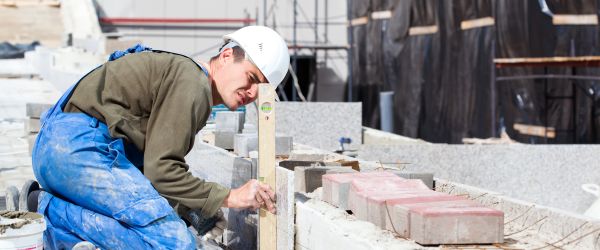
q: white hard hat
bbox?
[223,26,290,88]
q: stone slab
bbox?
[410,206,504,245]
[278,160,342,171]
[347,180,433,222]
[25,102,53,119]
[366,191,463,229]
[295,197,428,250]
[234,133,293,157]
[275,167,294,250]
[245,102,362,152]
[322,171,399,210]
[214,131,236,150]
[185,139,255,249]
[389,199,479,237]
[215,111,244,133]
[25,118,40,133]
[0,59,38,78]
[387,170,434,190]
[27,134,36,156]
[435,178,600,249]
[294,166,356,193]
[357,144,600,213]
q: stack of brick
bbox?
[25,102,53,155]
[322,171,504,245]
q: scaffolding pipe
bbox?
[324,0,329,66]
[292,0,298,101]
[263,0,267,25]
[98,17,256,24]
[379,91,394,132]
[347,0,353,102]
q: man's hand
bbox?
[222,179,276,214]
[202,209,226,240]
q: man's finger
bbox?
[254,194,264,209]
[259,183,276,202]
[257,189,276,213]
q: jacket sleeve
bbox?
[143,60,229,218]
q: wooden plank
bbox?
[371,10,391,20]
[349,16,368,26]
[553,14,598,25]
[258,84,277,250]
[494,56,600,68]
[460,17,495,30]
[513,123,556,138]
[409,25,438,36]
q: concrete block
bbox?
[26,102,53,118]
[387,170,435,190]
[27,134,37,156]
[25,118,41,133]
[242,123,256,134]
[276,167,294,250]
[278,160,342,171]
[410,206,504,245]
[214,131,236,150]
[389,199,479,237]
[233,133,293,157]
[357,144,600,214]
[275,135,293,157]
[295,198,425,250]
[346,179,432,221]
[245,102,362,151]
[367,192,466,230]
[215,111,244,133]
[234,133,256,156]
[288,152,332,161]
[321,171,400,210]
[294,166,356,193]
[185,140,256,249]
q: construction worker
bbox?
[30,26,290,249]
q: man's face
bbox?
[213,49,267,110]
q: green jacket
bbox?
[64,51,229,217]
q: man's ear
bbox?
[219,48,234,64]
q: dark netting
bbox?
[0,41,39,59]
[496,0,600,143]
[350,0,600,143]
[388,0,437,138]
[349,0,377,128]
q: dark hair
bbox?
[209,44,246,64]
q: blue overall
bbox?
[32,45,202,250]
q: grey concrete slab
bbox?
[0,59,37,78]
[214,130,236,150]
[295,198,428,250]
[0,79,60,121]
[26,103,53,119]
[185,140,255,250]
[25,118,40,133]
[436,179,600,249]
[245,102,362,152]
[358,144,600,213]
[385,170,434,190]
[215,111,244,133]
[294,166,356,193]
[276,166,294,250]
[234,133,293,157]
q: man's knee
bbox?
[137,213,197,249]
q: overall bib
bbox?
[32,45,202,249]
